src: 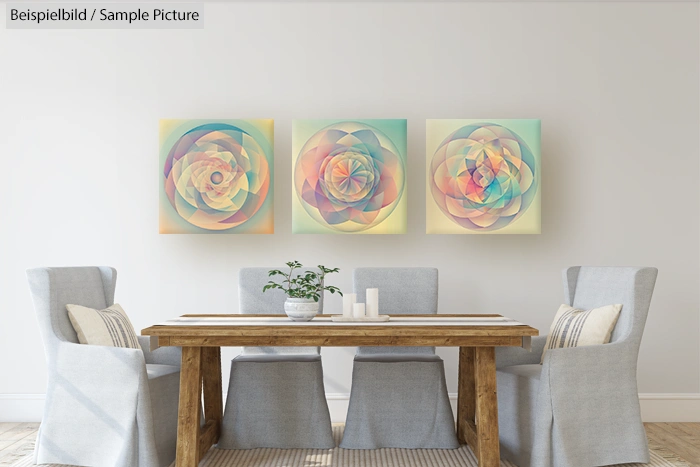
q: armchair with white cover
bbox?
[26,266,181,467]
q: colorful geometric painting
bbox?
[293,119,407,234]
[426,119,540,234]
[159,119,274,234]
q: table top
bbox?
[142,314,539,338]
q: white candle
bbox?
[366,288,379,318]
[353,303,366,319]
[343,293,357,318]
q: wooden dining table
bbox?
[141,314,538,467]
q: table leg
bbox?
[457,347,476,445]
[474,346,500,467]
[176,346,203,467]
[200,347,223,460]
[458,346,500,466]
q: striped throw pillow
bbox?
[66,303,140,349]
[541,304,622,363]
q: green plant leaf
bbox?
[264,261,340,299]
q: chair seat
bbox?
[341,357,458,449]
[146,363,180,379]
[354,353,443,363]
[356,345,436,356]
[497,363,542,380]
[219,355,334,449]
[233,354,321,363]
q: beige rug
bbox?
[9,425,691,467]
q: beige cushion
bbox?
[66,303,140,349]
[541,303,622,363]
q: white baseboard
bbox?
[2,393,699,423]
[326,393,351,423]
[0,394,45,422]
[638,393,700,422]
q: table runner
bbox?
[155,316,527,327]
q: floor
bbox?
[0,422,698,467]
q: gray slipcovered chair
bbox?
[218,267,334,449]
[495,266,658,467]
[26,266,181,467]
[340,267,459,449]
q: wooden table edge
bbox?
[142,314,538,335]
[177,313,506,318]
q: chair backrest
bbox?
[353,267,438,315]
[26,267,117,358]
[238,267,321,355]
[353,267,438,356]
[563,266,657,348]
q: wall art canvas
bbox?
[292,119,407,234]
[159,119,274,234]
[426,119,541,234]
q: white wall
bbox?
[1,1,699,420]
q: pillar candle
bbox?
[366,288,379,318]
[342,293,356,318]
[353,303,366,319]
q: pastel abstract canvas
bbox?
[426,119,541,234]
[159,119,274,234]
[293,119,407,234]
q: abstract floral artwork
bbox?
[293,119,407,234]
[159,119,274,234]
[426,119,540,234]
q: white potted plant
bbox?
[263,261,342,321]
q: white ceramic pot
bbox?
[284,298,319,322]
